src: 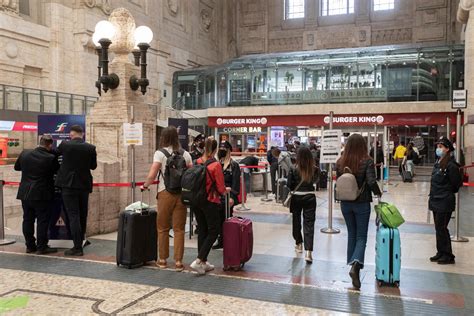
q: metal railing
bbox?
[0,83,98,115]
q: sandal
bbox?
[157,259,167,269]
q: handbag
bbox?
[375,201,405,228]
[283,180,304,208]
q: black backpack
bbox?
[181,159,215,206]
[160,149,187,194]
[412,151,421,165]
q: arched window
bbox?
[374,0,395,11]
[284,0,305,20]
[321,0,355,16]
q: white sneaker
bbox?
[295,243,303,253]
[190,259,206,275]
[204,262,215,272]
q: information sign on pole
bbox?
[123,123,143,146]
[452,90,467,109]
[320,129,342,164]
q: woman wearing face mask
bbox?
[428,138,463,265]
[213,141,241,249]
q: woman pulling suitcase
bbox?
[287,147,318,264]
[336,134,382,289]
[428,138,462,265]
[190,138,230,275]
[213,141,240,250]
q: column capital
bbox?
[459,0,474,24]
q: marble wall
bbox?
[236,0,463,55]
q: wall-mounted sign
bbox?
[0,120,38,132]
[169,118,189,150]
[219,127,263,133]
[216,117,267,126]
[324,115,385,125]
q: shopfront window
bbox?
[277,68,303,92]
[216,70,228,106]
[304,66,328,91]
[229,69,251,106]
[321,0,355,16]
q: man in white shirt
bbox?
[141,126,193,271]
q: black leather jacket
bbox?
[429,156,462,213]
[287,167,317,192]
[336,158,382,203]
[221,160,241,204]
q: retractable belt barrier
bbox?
[0,180,159,246]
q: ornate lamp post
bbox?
[92,20,153,95]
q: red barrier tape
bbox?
[462,164,474,169]
[239,165,268,169]
[2,180,159,187]
[464,182,474,187]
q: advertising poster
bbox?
[38,115,86,242]
[270,129,284,148]
[168,118,189,151]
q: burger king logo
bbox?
[376,115,384,124]
[216,118,223,125]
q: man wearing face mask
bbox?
[428,138,463,265]
[190,134,205,162]
[213,141,241,249]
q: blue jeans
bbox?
[341,201,371,268]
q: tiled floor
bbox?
[1,179,473,315]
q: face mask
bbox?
[436,148,445,158]
[217,149,227,159]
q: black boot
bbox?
[349,262,361,289]
[429,253,443,262]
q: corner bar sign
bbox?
[321,130,342,164]
[452,90,467,109]
[123,123,143,146]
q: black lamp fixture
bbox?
[92,21,120,94]
[129,26,153,95]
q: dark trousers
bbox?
[194,201,220,262]
[62,189,89,250]
[21,200,51,250]
[341,201,371,268]
[433,211,454,259]
[290,194,316,251]
[270,161,278,194]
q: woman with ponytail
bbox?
[190,138,229,275]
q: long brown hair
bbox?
[337,134,370,174]
[203,137,218,160]
[160,126,180,151]
[296,147,315,183]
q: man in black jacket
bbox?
[14,134,59,254]
[55,125,97,256]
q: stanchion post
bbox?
[451,109,469,242]
[237,165,251,211]
[261,164,272,202]
[321,111,340,234]
[0,181,16,246]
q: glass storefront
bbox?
[173,44,464,110]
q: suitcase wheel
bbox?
[116,262,120,267]
[394,281,400,288]
[377,280,383,287]
[240,263,245,269]
[127,265,132,269]
[223,266,230,271]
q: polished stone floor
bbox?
[1,179,473,315]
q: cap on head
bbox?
[436,137,455,152]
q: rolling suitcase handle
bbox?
[139,188,152,215]
[225,192,231,219]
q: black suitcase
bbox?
[319,170,328,189]
[401,167,413,183]
[276,178,288,203]
[116,199,157,269]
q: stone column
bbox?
[459,1,474,174]
[86,8,156,235]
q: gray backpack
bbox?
[335,167,363,201]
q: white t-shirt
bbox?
[153,147,192,192]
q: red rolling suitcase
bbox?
[223,194,253,271]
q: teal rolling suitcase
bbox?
[375,224,401,287]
